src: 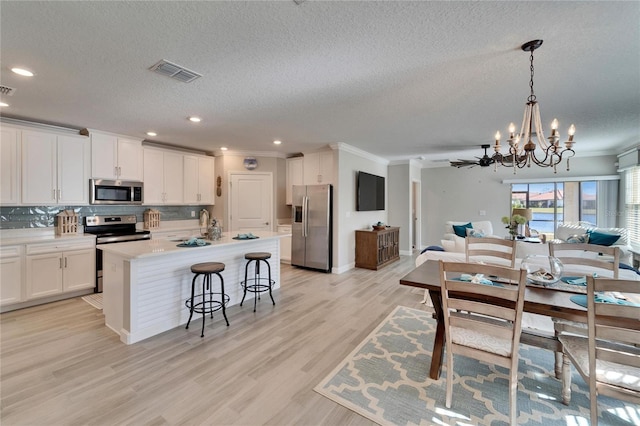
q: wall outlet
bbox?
[479,210,486,216]
[191,211,195,217]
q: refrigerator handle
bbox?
[303,196,309,237]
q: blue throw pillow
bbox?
[467,229,485,238]
[452,222,472,238]
[586,229,620,246]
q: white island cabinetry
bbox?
[101,232,283,344]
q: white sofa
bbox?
[441,220,500,253]
[553,222,633,265]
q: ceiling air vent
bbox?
[0,85,16,96]
[148,60,202,83]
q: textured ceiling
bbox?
[1,1,638,165]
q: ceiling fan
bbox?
[450,144,495,168]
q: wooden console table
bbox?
[355,226,400,270]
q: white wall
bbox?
[388,162,423,255]
[334,145,388,273]
[211,153,286,231]
[420,155,619,247]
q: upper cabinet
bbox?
[184,154,215,205]
[91,131,143,181]
[0,126,20,205]
[143,148,184,205]
[286,157,304,205]
[303,150,333,185]
[21,129,90,205]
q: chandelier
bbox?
[492,40,576,174]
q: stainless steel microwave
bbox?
[89,179,144,205]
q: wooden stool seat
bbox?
[244,252,271,261]
[191,262,225,274]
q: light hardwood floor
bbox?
[1,254,427,425]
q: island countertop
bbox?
[99,231,287,259]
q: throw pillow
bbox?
[566,234,589,244]
[467,228,485,238]
[587,229,620,246]
[452,222,473,238]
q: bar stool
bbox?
[240,252,275,312]
[185,262,230,337]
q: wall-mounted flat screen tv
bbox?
[356,171,385,211]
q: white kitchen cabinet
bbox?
[91,131,143,181]
[286,157,303,205]
[277,225,292,263]
[303,151,333,185]
[184,154,215,205]
[0,246,23,306]
[143,148,184,204]
[25,240,95,300]
[21,129,90,205]
[0,126,20,205]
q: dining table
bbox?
[399,259,638,380]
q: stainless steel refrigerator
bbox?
[291,184,332,272]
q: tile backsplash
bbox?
[0,205,208,229]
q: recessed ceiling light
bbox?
[188,116,201,123]
[11,67,34,77]
[273,140,282,145]
[0,102,8,107]
[146,132,157,137]
[220,147,228,151]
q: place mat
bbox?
[560,276,586,286]
[570,294,640,308]
[454,274,503,287]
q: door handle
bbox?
[264,222,269,226]
[64,257,67,268]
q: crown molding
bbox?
[213,149,287,159]
[331,142,389,165]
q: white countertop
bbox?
[0,228,96,246]
[99,231,288,259]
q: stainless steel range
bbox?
[84,215,151,292]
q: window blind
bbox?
[625,166,640,249]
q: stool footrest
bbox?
[241,278,275,294]
[185,293,230,315]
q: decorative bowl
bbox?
[521,255,563,286]
[373,225,386,230]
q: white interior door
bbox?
[229,172,273,232]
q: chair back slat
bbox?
[444,279,520,302]
[448,299,517,321]
[465,237,517,269]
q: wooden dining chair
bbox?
[557,276,640,425]
[465,236,516,268]
[549,243,621,378]
[439,261,527,425]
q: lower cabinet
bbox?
[355,227,400,270]
[0,246,23,306]
[22,239,95,302]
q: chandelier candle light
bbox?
[493,40,576,174]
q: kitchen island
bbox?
[100,231,286,344]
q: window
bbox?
[505,178,616,244]
[626,166,640,249]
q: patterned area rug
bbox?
[81,293,102,310]
[315,306,638,426]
